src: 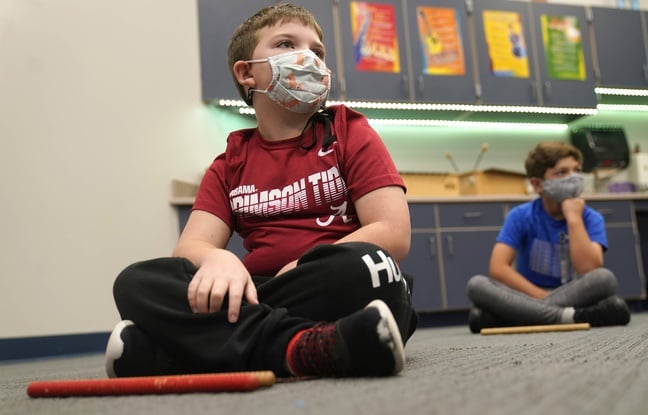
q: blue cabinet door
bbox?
[436,202,504,309]
[441,230,498,309]
[406,0,477,104]
[529,2,597,108]
[472,0,539,106]
[404,203,442,311]
[401,232,443,311]
[604,226,646,299]
[591,7,648,88]
[197,0,276,102]
[338,0,412,101]
[579,201,645,300]
[198,1,340,102]
[280,0,340,101]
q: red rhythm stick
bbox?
[27,371,275,397]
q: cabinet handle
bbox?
[530,81,538,100]
[428,236,436,258]
[445,235,454,257]
[417,75,424,96]
[402,75,410,98]
[463,212,482,219]
[544,81,552,100]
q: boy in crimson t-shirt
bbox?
[105,3,417,379]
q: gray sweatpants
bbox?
[466,268,618,324]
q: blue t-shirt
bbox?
[496,198,607,288]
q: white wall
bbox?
[0,0,227,338]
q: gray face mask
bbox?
[542,174,584,202]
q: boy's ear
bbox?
[232,60,256,88]
[529,177,543,194]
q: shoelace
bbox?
[295,322,345,376]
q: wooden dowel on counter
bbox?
[481,323,590,335]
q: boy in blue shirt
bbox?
[466,141,630,332]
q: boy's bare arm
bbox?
[173,210,231,263]
[274,186,410,277]
[562,198,604,274]
[336,186,411,262]
[489,242,549,299]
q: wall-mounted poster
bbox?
[540,15,586,80]
[482,10,530,78]
[416,6,465,76]
[350,1,401,73]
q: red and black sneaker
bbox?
[286,300,405,377]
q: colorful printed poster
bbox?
[540,15,586,80]
[416,6,465,76]
[350,2,401,73]
[482,10,530,78]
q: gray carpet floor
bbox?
[2,313,648,415]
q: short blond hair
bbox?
[227,3,323,104]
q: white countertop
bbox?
[407,192,648,203]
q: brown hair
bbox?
[227,3,323,103]
[524,141,583,179]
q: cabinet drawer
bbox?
[437,203,505,228]
[409,204,437,229]
[588,201,633,223]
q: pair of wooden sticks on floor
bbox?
[27,323,590,397]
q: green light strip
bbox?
[327,100,596,115]
[367,119,568,131]
[595,87,648,97]
[219,99,597,116]
[597,104,648,112]
[226,100,647,127]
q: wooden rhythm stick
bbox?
[481,323,590,335]
[27,371,275,398]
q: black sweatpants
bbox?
[113,242,418,376]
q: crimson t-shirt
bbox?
[193,105,405,276]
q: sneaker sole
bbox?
[104,320,134,378]
[365,299,405,375]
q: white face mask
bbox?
[246,49,330,114]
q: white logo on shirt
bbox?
[318,147,334,157]
[316,201,352,226]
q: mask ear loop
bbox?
[245,89,254,107]
[298,112,318,150]
[298,107,336,151]
[321,110,337,149]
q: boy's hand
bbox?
[561,197,585,222]
[187,250,258,323]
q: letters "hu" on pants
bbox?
[362,250,402,288]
